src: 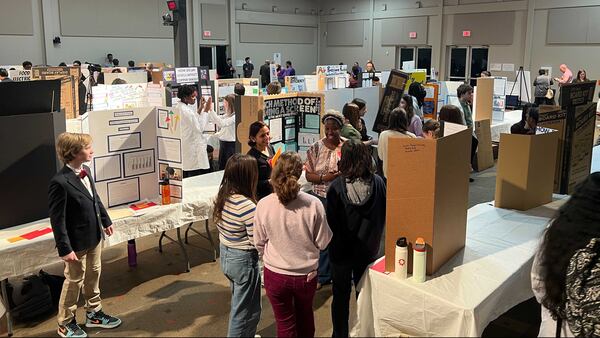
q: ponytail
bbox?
[270,152,303,205]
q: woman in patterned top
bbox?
[213,153,261,337]
[304,109,345,288]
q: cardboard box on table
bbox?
[495,129,559,210]
[82,106,184,207]
[385,125,471,275]
[235,92,325,157]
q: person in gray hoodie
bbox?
[326,139,387,337]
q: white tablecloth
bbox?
[491,110,522,143]
[352,197,567,337]
[0,171,224,282]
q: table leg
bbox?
[158,231,166,253]
[183,221,218,261]
[157,228,191,273]
[1,279,13,337]
[176,228,191,273]
[204,220,218,261]
[184,223,192,244]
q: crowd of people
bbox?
[28,53,598,337]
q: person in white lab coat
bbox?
[209,93,237,170]
[177,84,211,178]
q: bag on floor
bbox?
[7,274,53,321]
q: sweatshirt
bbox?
[253,191,333,275]
[326,174,387,264]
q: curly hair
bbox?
[539,172,600,320]
[338,139,375,182]
[270,152,303,205]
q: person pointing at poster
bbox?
[177,85,212,178]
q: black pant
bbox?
[218,140,236,170]
[471,135,478,165]
[183,168,212,178]
[535,96,555,106]
[331,260,370,337]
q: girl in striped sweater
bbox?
[213,154,261,337]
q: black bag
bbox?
[6,270,65,322]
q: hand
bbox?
[104,225,114,237]
[203,96,213,112]
[61,251,78,262]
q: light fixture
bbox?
[381,4,387,11]
[241,2,248,10]
[272,6,278,12]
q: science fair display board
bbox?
[316,65,349,90]
[536,83,597,194]
[374,70,410,133]
[162,66,212,106]
[385,124,471,275]
[31,66,80,119]
[8,69,31,82]
[422,83,439,119]
[82,106,183,207]
[285,75,319,92]
[236,93,325,158]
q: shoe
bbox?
[469,178,474,182]
[85,310,122,329]
[58,320,87,338]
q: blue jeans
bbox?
[220,244,262,337]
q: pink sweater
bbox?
[253,191,332,276]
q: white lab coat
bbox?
[177,102,210,171]
[208,110,236,142]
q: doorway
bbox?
[396,46,433,77]
[447,46,489,86]
[199,45,230,78]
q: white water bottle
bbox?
[412,237,427,283]
[394,237,408,279]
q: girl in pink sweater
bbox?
[253,152,332,337]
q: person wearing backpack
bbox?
[531,172,600,337]
[48,133,121,338]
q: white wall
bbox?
[0,0,45,66]
[530,8,600,81]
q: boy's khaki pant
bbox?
[57,242,102,326]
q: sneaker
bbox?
[58,320,87,338]
[85,310,122,329]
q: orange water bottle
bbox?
[160,175,171,205]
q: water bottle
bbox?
[127,239,137,268]
[412,237,427,283]
[394,237,408,280]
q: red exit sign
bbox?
[462,30,471,37]
[203,30,212,38]
[409,31,417,39]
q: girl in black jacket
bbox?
[326,139,386,337]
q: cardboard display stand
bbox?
[373,70,410,133]
[82,106,183,207]
[385,125,471,275]
[495,128,559,211]
[539,81,596,194]
[473,119,494,171]
[285,75,319,92]
[104,72,148,85]
[422,83,439,119]
[474,77,493,121]
[236,92,325,157]
[0,111,65,229]
[0,80,61,116]
[30,66,80,119]
[8,69,31,82]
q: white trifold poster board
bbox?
[8,69,31,82]
[492,77,507,121]
[81,106,183,207]
[91,84,166,111]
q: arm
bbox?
[304,144,339,184]
[412,117,424,137]
[242,201,257,246]
[313,199,333,251]
[48,179,73,257]
[252,207,267,257]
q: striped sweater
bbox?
[216,194,257,251]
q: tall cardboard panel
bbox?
[495,130,559,210]
[385,128,471,275]
[475,77,493,121]
[0,111,66,229]
[474,119,494,171]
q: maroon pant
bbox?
[264,267,317,337]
